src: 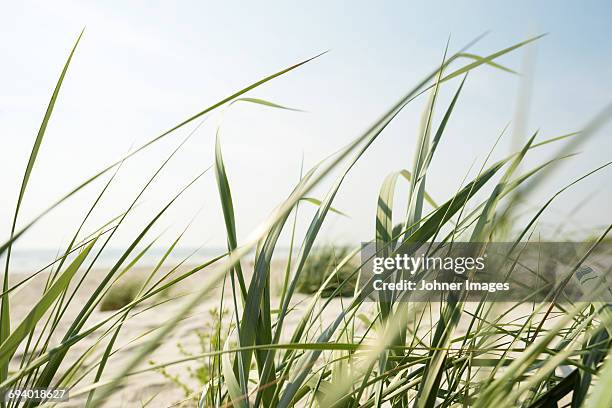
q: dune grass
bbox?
[1,30,611,408]
[295,246,357,298]
[99,279,141,312]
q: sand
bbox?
[6,261,550,407]
[6,262,356,407]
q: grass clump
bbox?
[296,246,357,297]
[99,279,141,311]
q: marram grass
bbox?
[0,30,611,408]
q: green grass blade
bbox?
[0,237,96,366]
[1,29,84,386]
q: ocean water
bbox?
[0,246,298,274]
[0,247,225,274]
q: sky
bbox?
[1,1,611,252]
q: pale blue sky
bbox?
[1,1,611,250]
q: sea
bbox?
[0,247,237,274]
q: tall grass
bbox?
[1,30,611,408]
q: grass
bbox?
[150,307,234,405]
[99,279,141,312]
[295,246,357,298]
[1,30,611,408]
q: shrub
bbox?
[150,308,234,404]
